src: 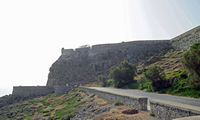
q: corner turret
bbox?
[61,48,75,57]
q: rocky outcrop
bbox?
[47,40,172,86]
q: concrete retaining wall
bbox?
[81,87,148,111]
[150,100,200,120]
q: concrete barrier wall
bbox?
[81,87,148,111]
[150,100,200,120]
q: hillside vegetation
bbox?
[98,61,137,88]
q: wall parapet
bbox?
[173,116,200,120]
[80,87,148,111]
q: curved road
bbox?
[89,87,200,108]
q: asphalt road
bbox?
[89,87,200,108]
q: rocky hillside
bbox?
[47,40,171,87]
[0,89,157,120]
[142,51,184,77]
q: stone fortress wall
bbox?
[12,26,200,98]
[62,40,171,59]
[12,86,54,97]
[12,86,70,97]
[47,40,172,86]
[171,26,200,50]
[61,25,200,57]
[57,26,200,86]
[47,26,200,87]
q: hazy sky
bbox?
[0,0,200,95]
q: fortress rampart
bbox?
[47,26,200,87]
[47,40,172,86]
[61,40,171,58]
[12,26,200,98]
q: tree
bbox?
[109,61,136,88]
[183,43,200,89]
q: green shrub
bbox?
[140,66,170,91]
[109,61,137,88]
[167,78,200,98]
[138,78,153,92]
[183,43,200,89]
